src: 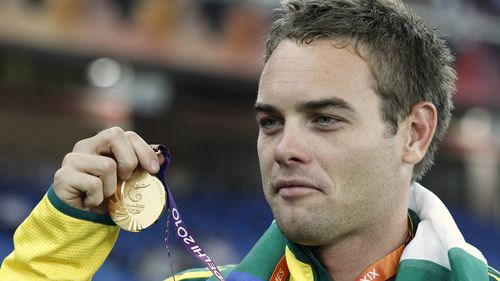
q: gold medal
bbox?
[108,168,166,232]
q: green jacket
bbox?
[167,209,500,281]
[1,184,499,281]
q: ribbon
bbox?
[152,145,226,281]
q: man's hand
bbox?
[53,127,161,215]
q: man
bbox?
[1,0,499,280]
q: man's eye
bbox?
[260,118,281,129]
[258,117,283,134]
[316,115,338,126]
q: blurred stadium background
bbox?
[0,0,498,280]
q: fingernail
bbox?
[150,159,159,172]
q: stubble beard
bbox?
[267,195,352,246]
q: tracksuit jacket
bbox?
[1,184,499,281]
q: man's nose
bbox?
[274,124,311,166]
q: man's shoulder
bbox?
[489,265,500,281]
[164,265,237,281]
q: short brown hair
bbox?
[264,0,456,181]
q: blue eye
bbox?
[258,117,283,134]
[316,115,337,126]
[260,118,280,128]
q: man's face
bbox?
[256,39,408,246]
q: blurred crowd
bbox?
[0,0,499,280]
[414,0,500,16]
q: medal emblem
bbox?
[108,168,166,232]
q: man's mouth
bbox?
[274,179,322,198]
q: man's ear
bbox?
[401,102,437,165]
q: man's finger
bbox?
[125,131,160,174]
[72,127,138,180]
[62,153,118,198]
[54,167,104,209]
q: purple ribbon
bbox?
[153,145,225,281]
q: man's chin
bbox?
[274,215,324,246]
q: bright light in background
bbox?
[87,58,122,88]
[460,107,493,139]
[85,57,173,117]
[130,71,174,116]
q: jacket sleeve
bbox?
[489,266,500,281]
[0,186,120,281]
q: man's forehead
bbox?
[260,40,374,86]
[264,39,364,68]
[257,39,379,115]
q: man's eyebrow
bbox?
[297,98,355,113]
[254,103,279,114]
[253,98,356,115]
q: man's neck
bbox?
[312,211,409,281]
